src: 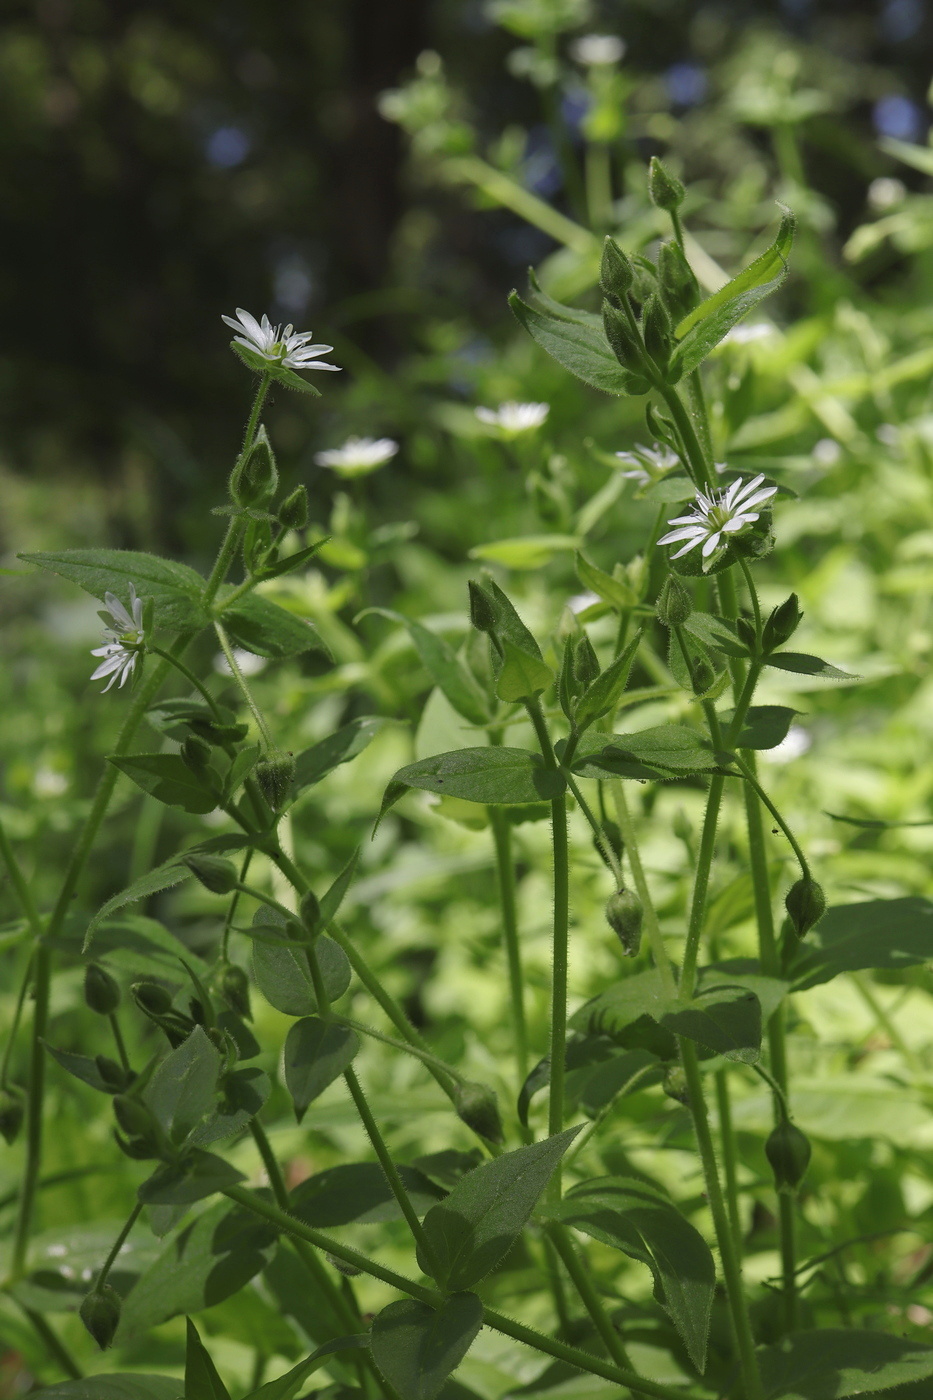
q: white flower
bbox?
[90,584,146,692]
[314,435,399,478]
[760,724,811,764]
[213,647,266,677]
[222,308,340,373]
[658,473,777,568]
[721,322,775,346]
[569,33,626,65]
[567,590,600,614]
[615,441,680,486]
[475,401,550,434]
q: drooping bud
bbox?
[256,754,295,812]
[662,1064,690,1106]
[468,580,497,635]
[648,156,686,212]
[605,888,643,956]
[220,964,252,1021]
[181,734,212,773]
[84,963,121,1016]
[79,1285,122,1350]
[95,1055,131,1093]
[278,485,309,530]
[655,575,692,628]
[765,1118,811,1192]
[184,852,239,895]
[455,1081,505,1145]
[131,981,173,1017]
[0,1086,25,1145]
[229,425,279,507]
[600,235,634,300]
[784,877,825,938]
[763,593,803,652]
[572,634,601,687]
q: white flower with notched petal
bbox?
[475,401,549,434]
[314,435,399,478]
[569,34,626,66]
[90,584,147,692]
[658,473,777,569]
[222,308,340,373]
[615,441,681,487]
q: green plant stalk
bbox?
[108,1013,131,1074]
[680,774,725,998]
[0,952,34,1088]
[214,618,275,750]
[657,383,716,491]
[0,817,41,935]
[680,1039,764,1400]
[221,1184,688,1400]
[148,644,225,718]
[93,1201,143,1292]
[489,806,530,1086]
[715,1069,743,1255]
[608,781,678,996]
[546,1223,636,1373]
[733,754,811,880]
[18,1303,83,1380]
[340,1016,464,1086]
[444,157,596,256]
[242,371,272,452]
[563,767,624,886]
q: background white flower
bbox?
[570,34,626,65]
[615,441,680,486]
[314,436,399,478]
[475,401,549,434]
[222,308,340,372]
[658,473,777,567]
[90,584,145,692]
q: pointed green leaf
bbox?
[283,1016,359,1121]
[371,1293,483,1400]
[759,1328,933,1399]
[26,1381,183,1400]
[509,290,640,395]
[138,1149,246,1206]
[107,753,218,815]
[384,748,566,810]
[469,535,580,571]
[245,1336,370,1400]
[318,849,360,928]
[19,548,207,631]
[482,578,542,660]
[294,717,388,792]
[291,1162,445,1227]
[44,1044,117,1094]
[573,630,642,730]
[658,984,762,1063]
[789,896,933,991]
[571,725,724,782]
[222,593,330,658]
[364,609,490,724]
[418,1127,581,1289]
[724,704,801,749]
[495,639,554,702]
[144,1026,222,1146]
[252,931,351,1015]
[575,552,633,610]
[185,1317,232,1400]
[764,651,854,680]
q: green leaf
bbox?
[764,652,854,680]
[381,749,565,821]
[495,639,554,702]
[571,725,725,782]
[294,717,388,792]
[789,896,933,991]
[548,1176,715,1372]
[469,535,580,571]
[107,753,219,815]
[246,1337,371,1400]
[115,1200,276,1341]
[318,849,360,929]
[573,630,642,731]
[509,289,639,395]
[19,549,207,631]
[670,209,795,379]
[570,969,672,1047]
[144,1026,222,1146]
[481,578,543,661]
[291,1162,445,1227]
[44,1044,116,1094]
[284,1017,359,1121]
[222,592,330,658]
[232,342,323,396]
[418,1127,581,1289]
[190,1067,271,1147]
[138,1150,246,1206]
[252,932,351,1014]
[724,705,801,749]
[682,611,750,660]
[364,609,489,724]
[186,1316,232,1400]
[371,1293,483,1400]
[658,983,762,1064]
[575,552,633,610]
[698,963,788,1025]
[26,1381,183,1400]
[759,1328,933,1399]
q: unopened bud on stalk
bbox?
[573,634,601,687]
[84,963,121,1016]
[220,963,252,1021]
[184,853,239,895]
[131,981,173,1017]
[642,293,672,366]
[256,754,295,812]
[229,425,279,507]
[80,1285,122,1350]
[735,617,758,652]
[784,876,825,938]
[763,593,803,652]
[662,1065,690,1106]
[765,1117,811,1192]
[112,1094,158,1141]
[605,888,643,956]
[95,1055,131,1093]
[600,236,634,300]
[278,485,309,530]
[648,156,686,212]
[656,576,692,627]
[468,580,497,635]
[689,655,716,696]
[181,734,212,773]
[0,1086,25,1145]
[455,1081,504,1145]
[602,301,642,369]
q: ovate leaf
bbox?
[294,717,388,792]
[363,609,489,725]
[509,290,636,395]
[379,749,566,822]
[20,549,206,631]
[283,1017,359,1121]
[222,593,329,658]
[144,1026,222,1146]
[495,640,554,702]
[658,984,762,1064]
[759,1328,933,1399]
[138,1150,246,1207]
[726,705,801,749]
[789,896,933,990]
[371,1293,484,1400]
[291,1162,445,1227]
[186,1317,231,1400]
[107,754,218,815]
[252,933,351,1015]
[571,725,725,782]
[469,535,580,571]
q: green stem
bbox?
[680,1040,764,1400]
[148,645,224,718]
[680,774,725,998]
[715,1069,743,1256]
[108,1014,131,1074]
[0,951,34,1087]
[94,1201,143,1291]
[563,767,624,886]
[243,372,272,451]
[19,1304,83,1380]
[489,808,529,1088]
[214,619,275,750]
[658,385,715,491]
[340,1016,463,1086]
[221,1184,688,1400]
[607,782,677,996]
[202,518,244,610]
[547,1224,635,1373]
[736,556,763,639]
[0,817,41,935]
[732,755,811,880]
[444,157,595,255]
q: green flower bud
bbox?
[600,236,634,300]
[642,293,672,367]
[662,1064,690,1106]
[229,425,279,507]
[95,1055,131,1093]
[278,485,309,530]
[181,734,212,773]
[131,981,173,1017]
[735,617,758,652]
[80,1285,122,1350]
[114,1129,158,1160]
[184,852,239,895]
[765,1117,811,1192]
[602,300,643,371]
[0,1085,25,1145]
[785,877,825,938]
[605,888,643,956]
[455,1081,504,1145]
[655,575,692,628]
[256,754,295,812]
[220,963,252,1021]
[84,963,121,1016]
[763,593,803,652]
[468,579,497,635]
[657,240,699,323]
[112,1094,158,1141]
[573,634,601,687]
[648,156,685,212]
